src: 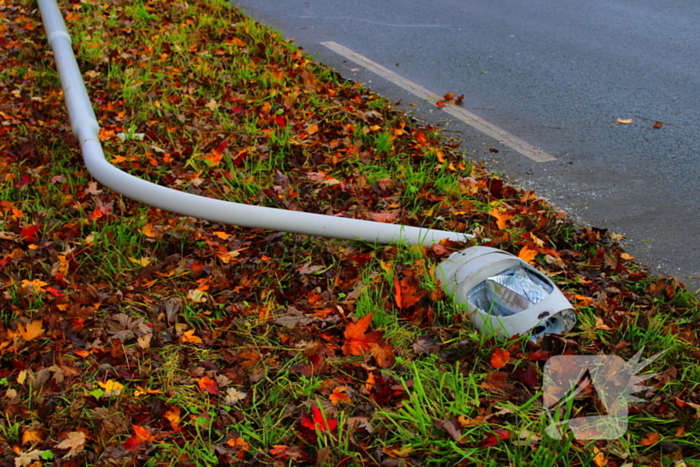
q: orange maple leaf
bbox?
[329,387,352,406]
[489,208,514,230]
[394,273,425,309]
[342,313,381,356]
[517,245,538,264]
[13,320,45,342]
[640,432,661,446]
[197,376,219,395]
[490,348,511,369]
[123,425,153,451]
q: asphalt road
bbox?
[236,0,700,292]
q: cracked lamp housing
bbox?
[436,246,576,339]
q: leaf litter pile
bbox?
[1,0,699,465]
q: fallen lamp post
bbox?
[38,0,576,339]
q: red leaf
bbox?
[15,174,31,187]
[436,101,446,108]
[300,407,337,432]
[512,363,539,389]
[20,225,40,243]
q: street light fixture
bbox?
[437,247,576,339]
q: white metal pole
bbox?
[37,0,472,246]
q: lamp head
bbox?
[436,246,576,339]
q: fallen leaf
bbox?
[223,387,248,405]
[592,446,607,466]
[640,432,661,446]
[56,431,86,458]
[164,406,181,429]
[518,245,538,264]
[489,208,513,230]
[653,121,663,129]
[197,376,220,395]
[13,449,44,467]
[613,118,634,125]
[213,231,231,240]
[490,348,511,369]
[367,211,400,223]
[21,429,43,445]
[15,321,45,341]
[180,329,203,344]
[97,379,124,397]
[300,406,337,432]
[329,387,352,406]
[342,313,381,356]
[128,256,152,267]
[123,425,153,450]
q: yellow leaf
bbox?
[129,257,152,267]
[97,379,124,397]
[164,406,181,429]
[17,370,27,385]
[592,446,607,467]
[22,429,43,445]
[140,223,160,238]
[621,253,634,260]
[489,209,513,230]
[613,118,634,125]
[17,321,45,341]
[180,329,203,344]
[20,279,48,291]
[518,245,538,264]
[213,231,231,240]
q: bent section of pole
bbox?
[37,0,472,246]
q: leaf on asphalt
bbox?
[653,121,663,129]
[55,431,86,458]
[612,118,634,125]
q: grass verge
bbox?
[0,0,698,465]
